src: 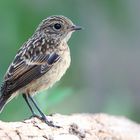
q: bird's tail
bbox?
[0,94,10,112]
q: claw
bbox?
[29,114,41,119]
[41,116,61,128]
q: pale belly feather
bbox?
[19,46,71,96]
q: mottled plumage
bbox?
[0,15,81,126]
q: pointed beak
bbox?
[70,25,83,31]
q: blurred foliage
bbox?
[0,0,140,123]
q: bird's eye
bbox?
[53,23,62,30]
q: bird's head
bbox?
[36,15,82,43]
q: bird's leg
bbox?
[28,94,60,128]
[22,94,40,119]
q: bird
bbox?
[0,15,82,127]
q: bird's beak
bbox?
[70,25,83,31]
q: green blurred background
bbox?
[0,0,140,123]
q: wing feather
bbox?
[1,36,60,95]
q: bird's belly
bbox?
[20,51,71,95]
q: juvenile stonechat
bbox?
[0,15,82,127]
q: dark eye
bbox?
[53,23,62,30]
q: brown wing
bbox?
[1,36,60,95]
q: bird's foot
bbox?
[29,113,61,128]
[41,116,61,128]
[29,114,41,119]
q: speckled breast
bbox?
[20,43,71,95]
